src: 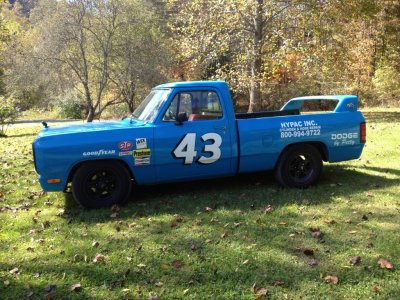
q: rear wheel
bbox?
[72,160,132,209]
[275,144,322,188]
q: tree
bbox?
[167,0,304,112]
[24,0,170,121]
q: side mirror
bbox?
[175,112,187,125]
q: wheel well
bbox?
[275,142,328,168]
[66,159,135,188]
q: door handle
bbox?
[214,125,227,133]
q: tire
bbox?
[275,144,322,188]
[72,160,133,209]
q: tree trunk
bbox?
[248,0,263,113]
[86,106,95,122]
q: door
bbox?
[154,89,233,183]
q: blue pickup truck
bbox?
[32,81,366,208]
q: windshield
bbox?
[132,89,171,122]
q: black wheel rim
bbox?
[83,168,118,201]
[288,154,314,182]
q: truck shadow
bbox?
[64,163,399,219]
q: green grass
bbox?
[0,109,399,299]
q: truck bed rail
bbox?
[280,95,358,113]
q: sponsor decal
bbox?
[133,148,151,158]
[331,132,358,146]
[82,149,115,156]
[136,138,147,149]
[118,141,133,151]
[119,151,133,156]
[133,148,151,166]
[135,157,150,166]
[279,120,321,139]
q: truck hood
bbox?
[37,119,145,137]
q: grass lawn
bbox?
[0,109,399,299]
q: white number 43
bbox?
[173,133,222,165]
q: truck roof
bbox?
[155,81,228,89]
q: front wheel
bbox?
[275,144,322,188]
[72,160,133,209]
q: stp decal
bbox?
[118,141,133,151]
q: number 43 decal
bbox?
[173,133,222,165]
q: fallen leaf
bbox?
[111,204,120,212]
[251,282,257,294]
[220,232,228,239]
[242,259,249,265]
[309,259,318,267]
[42,221,51,229]
[344,218,352,224]
[183,288,189,295]
[261,205,273,214]
[205,207,213,212]
[155,282,163,287]
[44,284,56,293]
[324,219,336,225]
[377,258,394,269]
[172,260,183,269]
[349,256,361,265]
[349,230,358,234]
[303,249,314,256]
[160,264,170,270]
[93,254,105,263]
[25,291,34,298]
[256,287,269,299]
[274,280,284,286]
[9,267,19,275]
[92,241,99,248]
[372,286,380,292]
[137,263,146,268]
[174,215,183,223]
[70,283,82,292]
[324,275,338,284]
[3,280,10,287]
[33,272,40,278]
[309,227,323,239]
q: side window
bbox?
[162,91,223,122]
[162,92,193,121]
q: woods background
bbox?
[1,0,399,121]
